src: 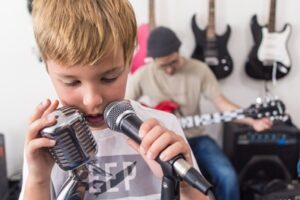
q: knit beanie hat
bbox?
[147,26,181,58]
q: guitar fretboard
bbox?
[207,0,216,39]
[179,109,245,129]
[149,0,156,30]
[268,0,277,32]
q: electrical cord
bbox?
[3,181,21,200]
[3,171,22,200]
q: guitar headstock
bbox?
[245,100,286,120]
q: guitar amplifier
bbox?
[223,121,300,182]
[251,180,300,200]
[0,133,8,198]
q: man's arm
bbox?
[212,94,272,131]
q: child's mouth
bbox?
[85,114,105,127]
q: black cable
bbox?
[3,181,21,200]
[3,171,22,200]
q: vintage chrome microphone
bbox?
[41,106,97,200]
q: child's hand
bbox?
[25,99,59,184]
[127,118,193,177]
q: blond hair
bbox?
[32,0,137,67]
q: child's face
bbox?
[46,48,129,130]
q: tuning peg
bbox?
[256,97,263,104]
[270,101,276,106]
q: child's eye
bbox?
[64,81,80,87]
[101,76,118,83]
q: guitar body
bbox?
[191,14,233,79]
[130,24,150,74]
[245,15,292,80]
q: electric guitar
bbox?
[155,100,286,129]
[191,0,233,80]
[245,0,292,80]
[130,0,156,74]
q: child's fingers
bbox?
[145,132,178,160]
[41,99,59,118]
[159,141,190,162]
[26,138,56,154]
[127,138,163,177]
[26,117,57,143]
[139,125,165,154]
[29,99,51,124]
[139,118,160,138]
[127,138,140,152]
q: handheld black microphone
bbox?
[41,106,98,200]
[104,100,213,195]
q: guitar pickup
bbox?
[205,57,219,65]
[262,60,275,66]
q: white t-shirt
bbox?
[19,100,199,200]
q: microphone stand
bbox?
[157,155,216,200]
[57,165,89,200]
[157,155,182,200]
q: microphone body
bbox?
[104,100,212,194]
[41,106,97,171]
[41,106,98,200]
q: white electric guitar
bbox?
[257,0,291,69]
[246,0,292,80]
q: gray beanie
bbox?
[147,26,181,58]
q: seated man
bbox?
[126,26,272,200]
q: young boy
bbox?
[18,1,209,199]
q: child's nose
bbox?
[83,86,103,108]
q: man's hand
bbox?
[252,117,272,132]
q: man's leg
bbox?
[188,136,240,200]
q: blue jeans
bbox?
[188,136,240,200]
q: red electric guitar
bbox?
[130,0,156,74]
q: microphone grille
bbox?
[41,106,97,171]
[104,100,134,132]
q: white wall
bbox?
[0,0,299,178]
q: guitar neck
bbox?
[149,0,156,30]
[207,0,216,39]
[268,0,276,32]
[178,100,285,129]
[179,109,246,129]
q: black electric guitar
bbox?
[191,0,233,79]
[155,100,286,129]
[245,0,292,80]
